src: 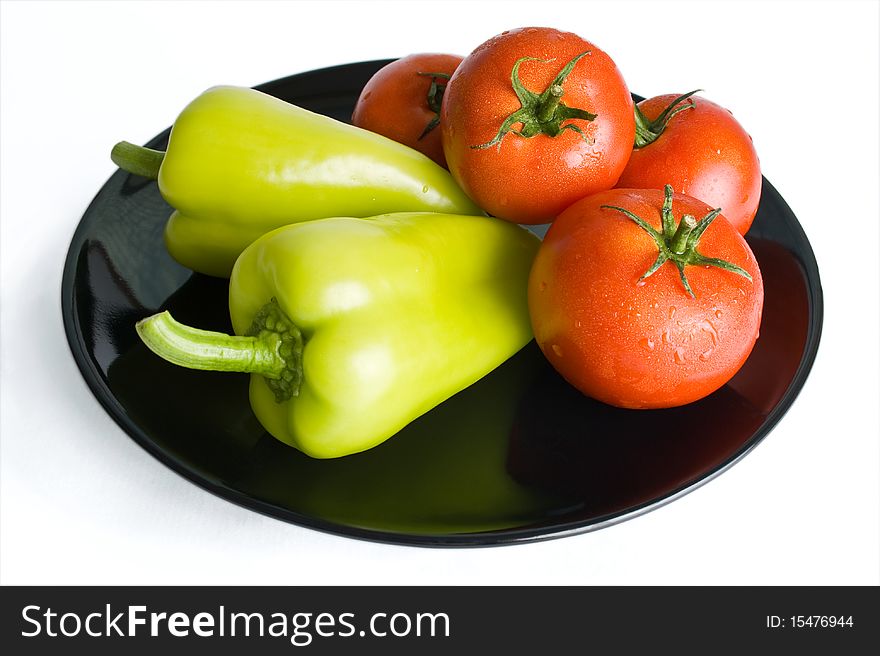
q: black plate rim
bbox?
[60,62,824,548]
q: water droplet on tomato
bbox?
[699,349,713,362]
[551,344,563,357]
[668,306,677,319]
[539,281,547,292]
[636,279,646,288]
[714,309,723,319]
[674,349,686,364]
[640,337,655,351]
[701,320,719,346]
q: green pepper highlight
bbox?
[136,212,539,459]
[112,86,483,277]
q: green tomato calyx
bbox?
[416,71,451,140]
[471,51,597,150]
[601,185,752,299]
[135,298,303,402]
[633,90,700,149]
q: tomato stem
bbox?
[536,84,565,123]
[471,51,597,150]
[600,184,751,298]
[416,71,451,140]
[633,90,701,149]
[670,215,697,254]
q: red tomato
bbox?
[617,93,762,235]
[528,186,764,409]
[440,27,634,224]
[352,53,463,167]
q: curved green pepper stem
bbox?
[633,90,701,149]
[136,298,303,402]
[601,185,752,299]
[111,141,165,179]
[471,51,598,150]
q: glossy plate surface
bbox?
[61,61,823,546]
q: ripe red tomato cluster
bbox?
[353,26,765,409]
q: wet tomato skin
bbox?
[617,95,762,235]
[440,27,635,224]
[528,188,764,409]
[352,53,463,167]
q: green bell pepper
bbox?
[135,212,539,458]
[111,85,482,277]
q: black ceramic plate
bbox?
[62,60,823,547]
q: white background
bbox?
[1,0,878,585]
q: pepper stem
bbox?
[136,311,284,375]
[136,298,304,402]
[111,141,165,179]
